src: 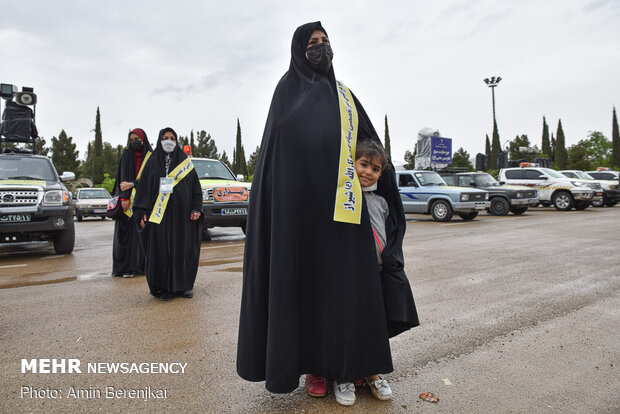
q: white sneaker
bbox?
[367,377,392,400]
[333,381,356,406]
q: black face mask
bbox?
[131,140,143,151]
[306,42,334,74]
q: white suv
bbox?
[498,166,598,211]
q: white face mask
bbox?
[161,140,177,153]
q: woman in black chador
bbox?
[237,22,419,402]
[131,127,203,301]
[112,128,152,277]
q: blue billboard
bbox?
[431,136,452,164]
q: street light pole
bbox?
[484,76,502,126]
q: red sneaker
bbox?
[305,374,327,397]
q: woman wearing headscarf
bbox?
[131,127,203,301]
[112,128,152,277]
[237,22,419,404]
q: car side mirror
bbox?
[236,174,245,182]
[60,171,76,182]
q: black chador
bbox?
[132,128,203,297]
[112,128,152,276]
[237,22,419,393]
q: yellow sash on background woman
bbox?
[124,151,151,218]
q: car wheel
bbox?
[241,221,247,234]
[489,197,510,216]
[591,194,607,208]
[430,200,453,222]
[574,201,590,210]
[458,212,478,221]
[510,206,528,215]
[76,214,83,222]
[552,191,574,211]
[53,220,75,254]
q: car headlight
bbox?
[570,181,584,187]
[43,190,69,206]
[485,193,489,200]
[460,194,470,201]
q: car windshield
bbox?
[415,172,446,186]
[192,159,236,181]
[78,189,110,199]
[474,173,498,186]
[541,168,566,178]
[572,171,594,180]
[0,157,57,181]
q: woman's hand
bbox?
[190,211,201,221]
[120,181,133,191]
[121,200,130,211]
[140,214,147,228]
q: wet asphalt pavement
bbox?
[0,208,618,413]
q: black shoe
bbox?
[149,290,161,297]
[180,290,193,298]
[160,293,172,301]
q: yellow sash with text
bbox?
[148,157,194,224]
[124,151,152,218]
[333,81,362,224]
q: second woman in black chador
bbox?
[237,22,419,395]
[132,127,203,301]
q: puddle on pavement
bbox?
[1,276,76,289]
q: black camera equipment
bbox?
[0,83,39,154]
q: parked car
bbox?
[72,187,111,221]
[585,169,619,181]
[498,166,598,211]
[396,170,490,222]
[441,172,539,216]
[559,170,620,207]
[191,157,251,234]
[0,152,75,254]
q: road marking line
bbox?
[0,264,27,269]
[201,243,245,250]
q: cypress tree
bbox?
[550,133,556,161]
[234,118,248,177]
[384,115,392,160]
[190,130,197,156]
[612,106,620,168]
[219,150,231,169]
[555,119,567,169]
[93,107,104,184]
[489,119,501,170]
[541,116,551,157]
[485,134,491,157]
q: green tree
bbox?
[508,134,540,162]
[384,115,391,160]
[550,133,556,160]
[555,119,567,169]
[101,142,120,179]
[489,120,501,170]
[403,149,416,170]
[190,130,197,156]
[450,147,473,170]
[37,137,50,156]
[195,130,218,158]
[247,146,260,177]
[177,135,189,148]
[219,150,231,169]
[232,118,248,177]
[51,130,80,176]
[566,131,612,170]
[93,107,104,184]
[612,106,620,169]
[485,134,491,157]
[541,116,551,157]
[95,173,115,194]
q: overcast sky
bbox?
[2,0,619,165]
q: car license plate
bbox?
[221,208,247,215]
[94,209,106,213]
[475,205,486,210]
[0,214,31,223]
